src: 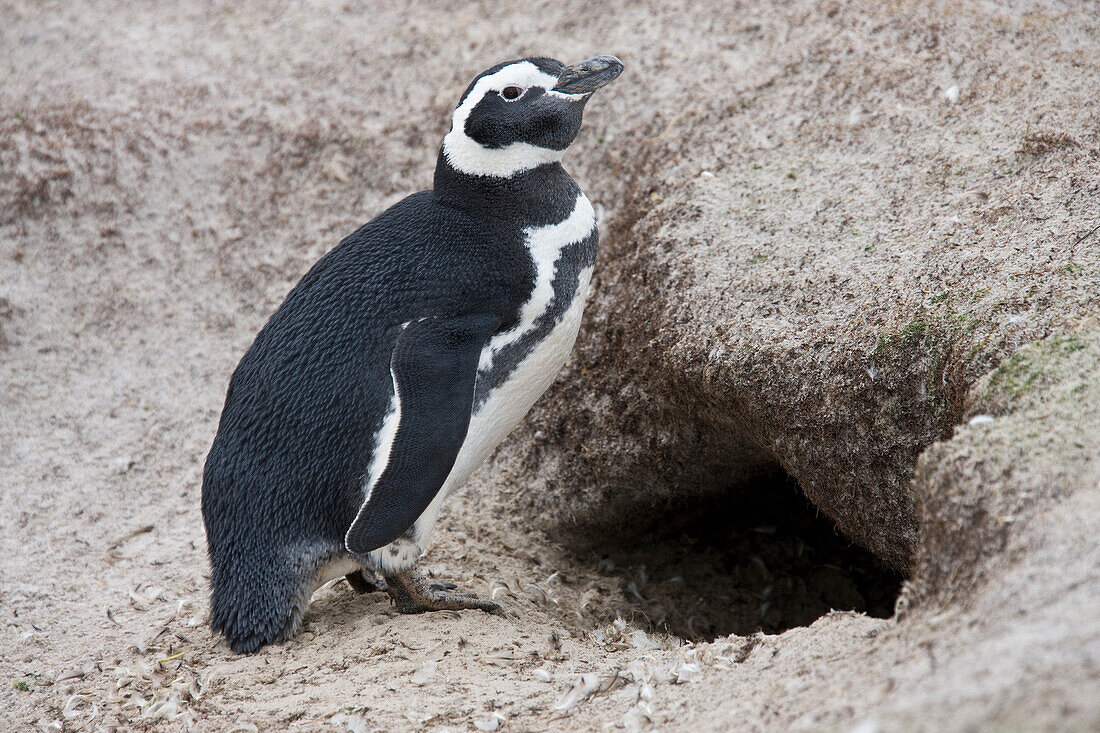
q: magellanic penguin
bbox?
[201,55,624,653]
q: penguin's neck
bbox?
[432,151,582,228]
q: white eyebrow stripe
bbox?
[452,62,560,130]
[442,61,565,178]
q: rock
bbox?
[496,2,1099,575]
[908,326,1100,608]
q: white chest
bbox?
[463,262,594,471]
[410,194,597,542]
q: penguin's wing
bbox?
[345,312,500,556]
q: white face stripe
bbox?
[443,61,565,178]
[450,62,561,140]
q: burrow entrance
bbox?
[590,471,903,641]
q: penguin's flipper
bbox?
[345,312,500,556]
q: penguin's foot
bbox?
[345,569,387,594]
[384,566,502,615]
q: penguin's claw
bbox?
[385,567,503,615]
[345,570,388,594]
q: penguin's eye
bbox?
[500,85,525,101]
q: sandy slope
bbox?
[2,1,1098,731]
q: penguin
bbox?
[201,54,623,653]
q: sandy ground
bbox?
[2,1,1099,731]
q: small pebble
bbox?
[474,713,504,731]
[411,660,436,686]
[850,719,882,733]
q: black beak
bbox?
[553,55,624,95]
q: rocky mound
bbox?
[500,0,1100,578]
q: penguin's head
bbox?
[441,55,624,178]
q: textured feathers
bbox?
[201,55,612,653]
[345,312,500,555]
[201,191,531,652]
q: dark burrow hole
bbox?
[592,471,904,641]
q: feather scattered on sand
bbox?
[473,712,505,731]
[553,673,600,711]
[411,660,437,686]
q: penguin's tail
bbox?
[208,553,312,654]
